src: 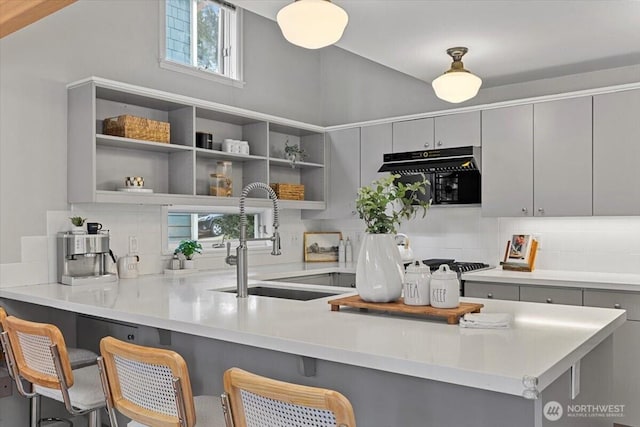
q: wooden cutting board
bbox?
[328,295,483,325]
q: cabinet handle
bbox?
[437,141,443,147]
[546,298,553,304]
[127,334,135,341]
[424,142,430,148]
[614,303,621,309]
[522,208,528,214]
[538,208,545,214]
[487,293,493,299]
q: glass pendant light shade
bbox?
[276,0,349,49]
[432,47,482,103]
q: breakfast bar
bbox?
[0,264,626,427]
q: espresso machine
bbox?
[57,232,118,285]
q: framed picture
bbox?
[502,234,539,271]
[304,232,342,262]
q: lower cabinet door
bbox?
[519,285,582,306]
[584,289,640,321]
[463,281,519,301]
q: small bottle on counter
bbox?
[338,238,346,264]
[345,237,353,263]
[171,254,181,270]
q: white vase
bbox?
[356,233,405,302]
[182,259,195,269]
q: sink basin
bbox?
[222,286,342,301]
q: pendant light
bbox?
[276,0,349,49]
[432,47,482,103]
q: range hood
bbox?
[378,146,482,174]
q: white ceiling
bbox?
[233,0,640,87]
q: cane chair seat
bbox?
[99,336,225,427]
[222,368,356,427]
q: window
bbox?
[162,0,242,83]
[165,207,272,253]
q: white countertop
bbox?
[462,267,640,291]
[0,262,625,398]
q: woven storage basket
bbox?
[103,115,170,143]
[270,183,305,200]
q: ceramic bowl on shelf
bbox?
[124,176,144,187]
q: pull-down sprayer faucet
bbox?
[225,182,281,297]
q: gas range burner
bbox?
[421,259,490,275]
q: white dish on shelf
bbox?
[117,187,153,193]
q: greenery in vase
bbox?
[356,174,430,234]
[174,240,203,260]
[284,141,307,162]
[69,216,87,227]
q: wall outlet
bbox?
[129,236,138,254]
[0,372,13,398]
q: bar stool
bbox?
[98,336,226,427]
[0,314,105,427]
[221,367,357,427]
[0,306,99,426]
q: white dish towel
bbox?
[459,313,511,329]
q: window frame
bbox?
[159,0,244,88]
[162,205,273,256]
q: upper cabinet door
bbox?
[434,111,481,148]
[533,97,592,216]
[593,89,640,216]
[360,123,392,187]
[392,117,434,152]
[481,105,534,217]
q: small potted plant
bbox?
[69,216,87,234]
[284,140,306,168]
[354,173,430,302]
[174,239,203,269]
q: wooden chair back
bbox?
[99,336,197,427]
[222,368,356,427]
[2,315,74,389]
[0,307,6,362]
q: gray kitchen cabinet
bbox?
[304,128,360,219]
[68,77,326,210]
[464,281,519,301]
[519,285,583,306]
[360,123,392,187]
[533,97,592,216]
[433,111,481,148]
[392,117,434,152]
[583,289,640,321]
[481,105,534,217]
[593,88,640,215]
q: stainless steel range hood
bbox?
[378,146,482,174]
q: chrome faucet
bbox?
[225,182,281,297]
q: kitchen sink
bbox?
[221,286,343,301]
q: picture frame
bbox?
[304,232,343,262]
[502,234,539,272]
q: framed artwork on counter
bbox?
[304,232,342,262]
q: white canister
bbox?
[239,141,250,155]
[403,261,430,306]
[430,264,460,308]
[117,255,139,279]
[222,139,234,152]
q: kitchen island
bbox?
[0,263,626,427]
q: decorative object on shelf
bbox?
[430,264,460,309]
[86,222,103,235]
[432,47,482,104]
[174,239,202,269]
[304,231,342,262]
[355,174,431,302]
[195,132,213,149]
[103,114,170,143]
[124,176,144,187]
[276,0,349,49]
[69,216,87,234]
[501,235,539,272]
[269,183,304,200]
[284,140,307,167]
[210,161,233,197]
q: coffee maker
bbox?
[57,232,117,285]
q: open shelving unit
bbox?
[67,77,326,209]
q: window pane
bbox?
[197,213,255,240]
[197,0,221,73]
[168,213,192,244]
[166,0,192,64]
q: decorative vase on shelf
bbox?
[355,233,404,302]
[182,259,195,269]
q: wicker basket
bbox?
[270,183,305,200]
[103,115,170,143]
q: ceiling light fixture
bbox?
[276,0,348,49]
[432,47,482,103]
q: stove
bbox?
[421,259,491,275]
